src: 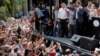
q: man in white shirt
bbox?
[58,3,69,37]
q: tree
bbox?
[0,0,4,6]
[0,0,25,21]
[3,0,25,17]
[0,6,7,21]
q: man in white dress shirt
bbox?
[58,3,69,37]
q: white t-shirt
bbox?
[58,8,69,19]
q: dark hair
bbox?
[14,48,18,52]
[56,48,60,52]
[31,35,36,42]
[32,4,35,7]
[24,49,29,56]
[88,0,93,2]
[8,49,12,53]
[45,40,51,47]
[0,38,4,45]
[0,52,3,56]
[77,1,81,5]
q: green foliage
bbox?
[0,0,25,21]
[16,0,25,10]
[0,6,7,21]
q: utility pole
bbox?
[30,0,32,10]
[49,0,52,19]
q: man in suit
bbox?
[74,1,84,35]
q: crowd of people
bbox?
[0,18,80,56]
[28,0,100,38]
[1,0,100,56]
[0,17,100,56]
[54,1,100,38]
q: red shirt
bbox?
[49,50,56,56]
